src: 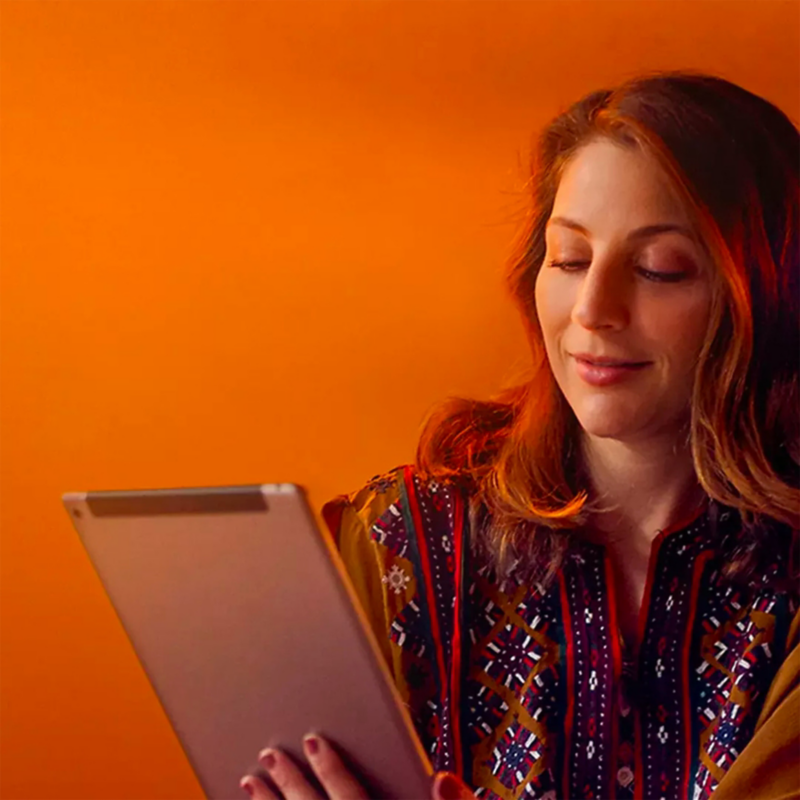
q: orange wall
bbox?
[1,2,798,797]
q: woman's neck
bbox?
[580,429,707,546]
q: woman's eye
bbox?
[638,267,688,283]
[548,260,589,270]
[547,259,689,283]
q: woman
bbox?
[241,71,799,800]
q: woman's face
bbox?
[534,139,714,444]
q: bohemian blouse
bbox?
[322,465,800,800]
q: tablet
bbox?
[62,484,433,800]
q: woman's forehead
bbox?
[551,139,694,233]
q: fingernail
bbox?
[258,748,277,770]
[239,777,255,796]
[303,734,320,755]
[434,772,467,800]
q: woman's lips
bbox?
[572,355,651,386]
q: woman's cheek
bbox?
[649,296,710,361]
[541,274,577,335]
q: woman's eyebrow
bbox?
[547,216,696,242]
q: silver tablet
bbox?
[62,484,433,800]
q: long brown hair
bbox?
[417,71,800,588]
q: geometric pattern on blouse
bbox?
[560,543,618,800]
[362,471,443,755]
[329,466,798,800]
[690,534,795,800]
[370,501,410,559]
[637,515,714,800]
[464,576,562,799]
[407,471,460,769]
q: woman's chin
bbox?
[572,411,643,440]
[578,425,634,440]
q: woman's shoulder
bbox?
[321,464,469,549]
[321,465,406,543]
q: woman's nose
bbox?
[570,262,631,331]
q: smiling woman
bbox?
[536,140,714,448]
[242,72,799,800]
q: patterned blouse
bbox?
[322,465,799,800]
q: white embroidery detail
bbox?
[382,564,411,595]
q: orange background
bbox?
[1,2,798,797]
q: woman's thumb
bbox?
[431,771,476,800]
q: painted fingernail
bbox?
[239,777,255,796]
[434,772,467,800]
[303,734,320,755]
[258,748,277,770]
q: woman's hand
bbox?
[240,734,367,800]
[239,734,476,800]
